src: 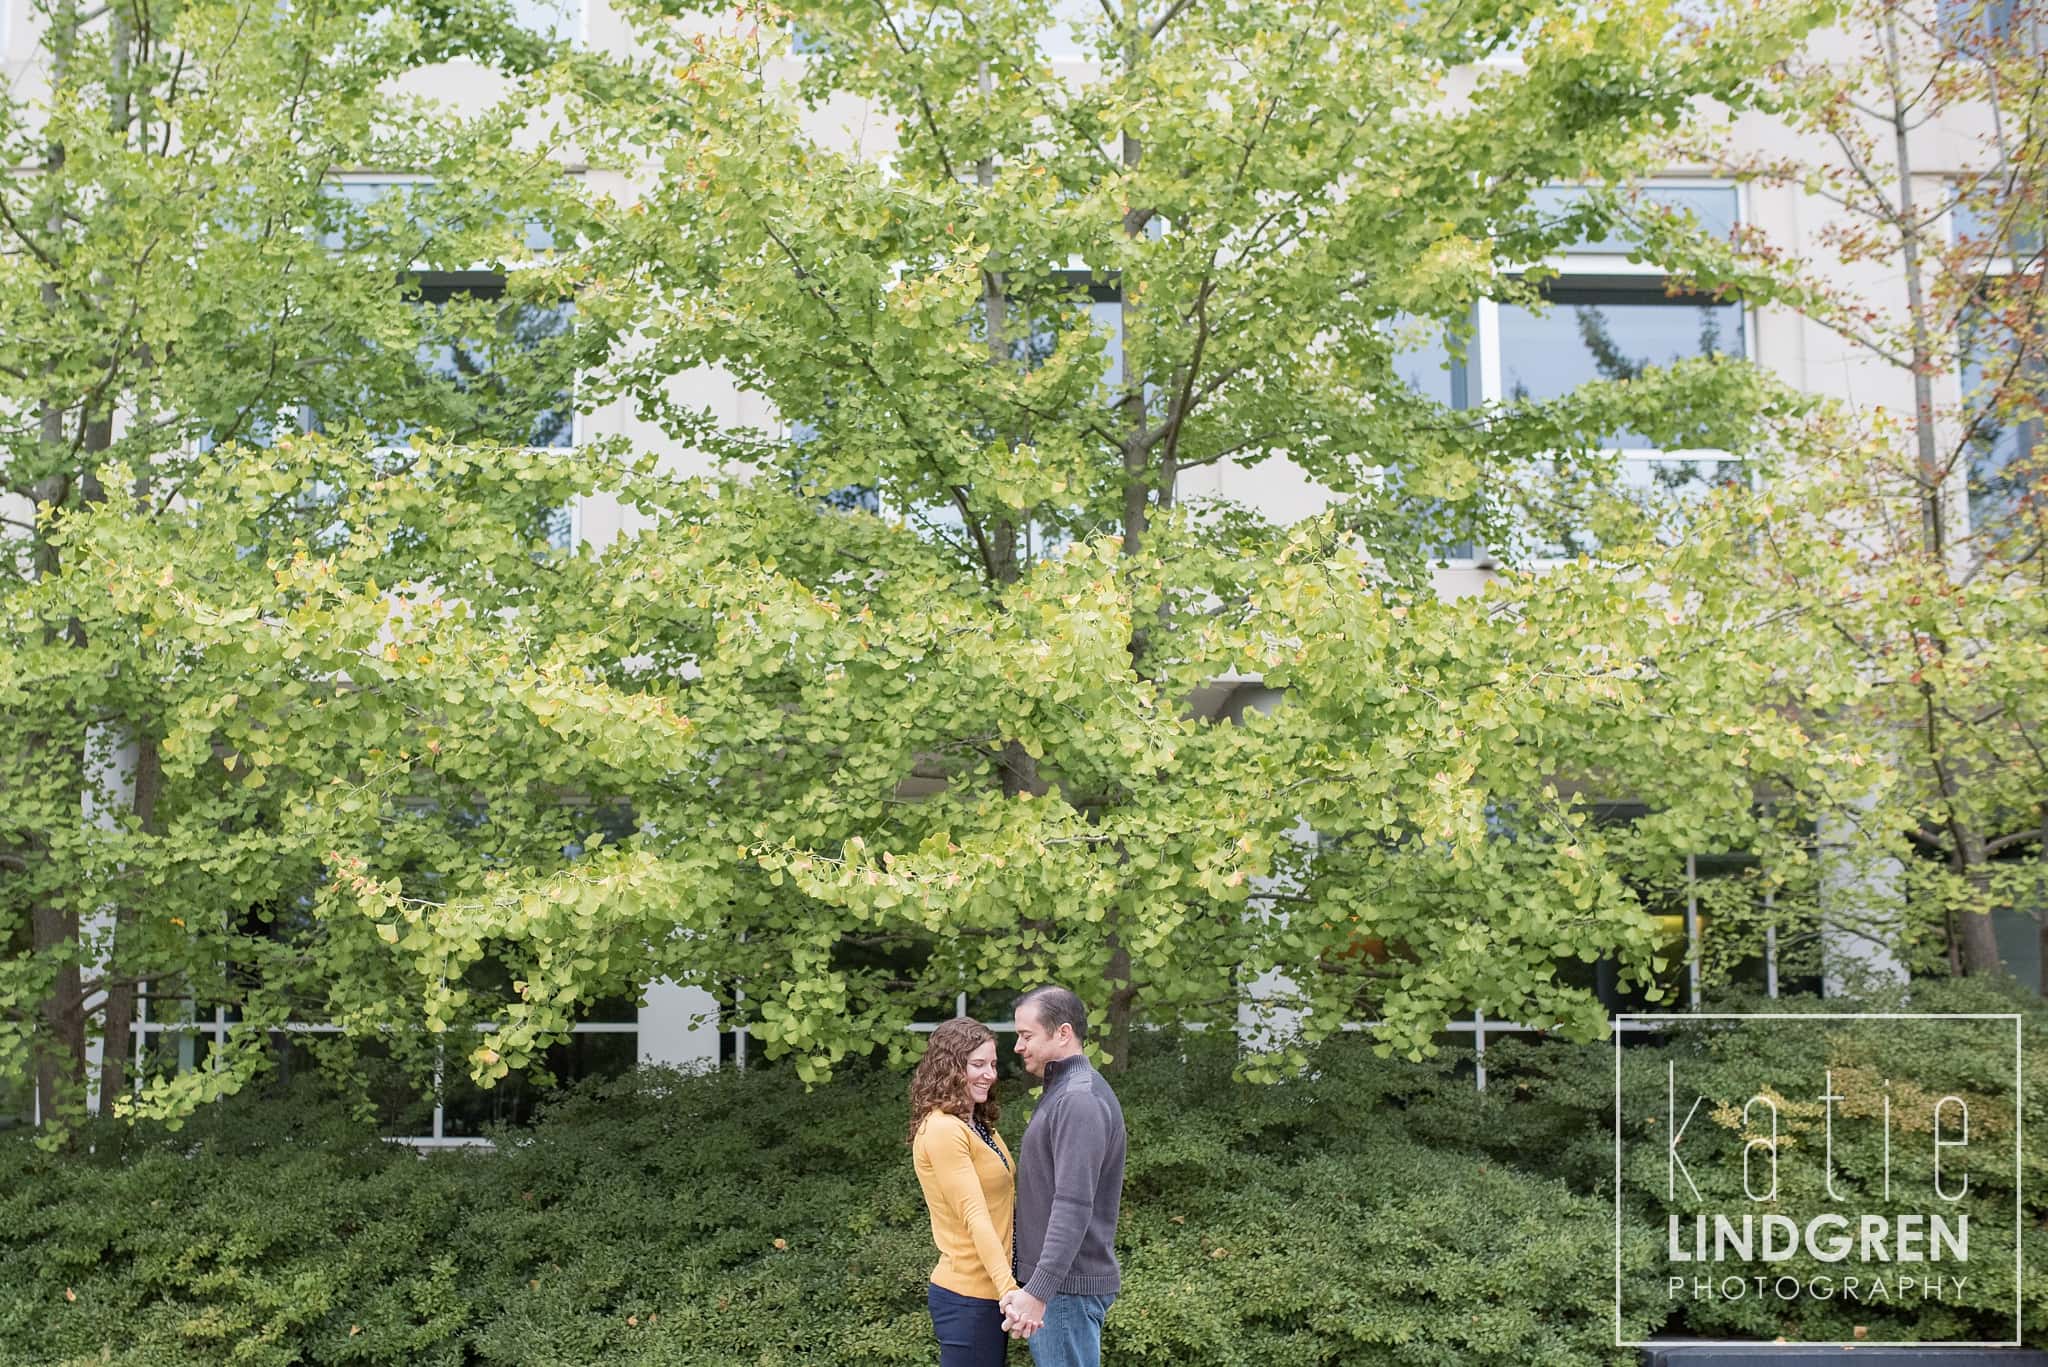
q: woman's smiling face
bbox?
[964,1039,999,1104]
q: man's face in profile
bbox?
[1013,1000,1058,1078]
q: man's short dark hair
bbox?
[1013,985,1089,1041]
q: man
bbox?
[999,985,1126,1367]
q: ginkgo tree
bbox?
[1636,0,2048,980]
[530,0,1868,1070]
[3,0,1897,1129]
[0,0,616,1129]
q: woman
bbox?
[910,1016,1017,1367]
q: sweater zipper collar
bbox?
[1041,1053,1088,1091]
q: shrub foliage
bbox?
[4,983,2040,1365]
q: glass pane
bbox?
[1959,307,2044,527]
[1391,321,1476,558]
[320,180,556,254]
[508,0,576,39]
[1529,185,1740,254]
[1532,456,1747,558]
[1498,287,1744,447]
[139,1029,212,1082]
[1950,200,2045,256]
[1618,455,1747,499]
[1937,0,2023,42]
[415,296,576,448]
[352,1039,440,1137]
[1393,326,1469,409]
[1090,296,1124,388]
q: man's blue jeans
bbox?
[1026,1292,1114,1367]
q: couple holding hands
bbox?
[909,985,1126,1367]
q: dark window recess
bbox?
[363,272,576,451]
[1542,803,1806,1013]
[440,1030,638,1135]
[354,1038,441,1138]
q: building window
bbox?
[408,273,578,451]
[1937,0,2026,44]
[284,272,577,549]
[304,174,579,549]
[1953,199,2043,534]
[1373,183,1752,565]
[1483,182,1750,557]
[1526,183,1741,255]
[900,274,1117,555]
[1497,286,1744,442]
[1958,302,2044,531]
[1949,200,2044,259]
[318,176,558,256]
[1392,322,1479,562]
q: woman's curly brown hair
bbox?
[907,1017,1001,1145]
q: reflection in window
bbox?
[1959,304,2044,529]
[1496,284,1748,558]
[297,277,577,549]
[1531,456,1748,559]
[410,281,576,450]
[1498,286,1744,448]
[1393,324,1469,409]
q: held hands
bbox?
[999,1289,1045,1340]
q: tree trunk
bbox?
[1880,14,2012,972]
[1103,941,1135,1074]
[1881,12,1950,556]
[1954,906,2002,976]
[1102,9,1154,1062]
[31,900,86,1127]
[1953,829,2007,976]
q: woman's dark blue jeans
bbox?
[927,1282,1008,1367]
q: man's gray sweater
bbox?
[1014,1053,1126,1303]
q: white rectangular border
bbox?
[1612,1012,2024,1349]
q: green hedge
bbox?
[3,981,2041,1365]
